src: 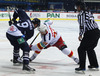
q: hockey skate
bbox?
[29,55,36,62]
[29,58,32,62]
[12,57,23,66]
[88,65,99,71]
[74,58,79,64]
[75,67,85,74]
[22,64,36,73]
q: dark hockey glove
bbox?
[8,18,17,26]
[8,20,13,26]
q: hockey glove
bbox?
[8,18,17,26]
[8,21,13,26]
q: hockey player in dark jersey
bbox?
[6,9,40,72]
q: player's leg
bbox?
[30,43,42,61]
[61,47,79,64]
[30,42,50,61]
[6,33,22,64]
[19,38,35,71]
[30,50,41,62]
[13,47,23,64]
[53,37,79,64]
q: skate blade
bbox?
[75,70,85,74]
[21,70,35,74]
[89,68,99,71]
[13,63,22,66]
[10,59,23,66]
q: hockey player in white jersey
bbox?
[30,19,79,64]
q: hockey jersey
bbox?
[41,20,60,46]
[7,9,34,40]
[31,20,61,52]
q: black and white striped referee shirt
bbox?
[78,10,99,36]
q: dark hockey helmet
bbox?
[32,18,40,27]
[75,1,86,10]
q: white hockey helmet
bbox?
[44,19,53,25]
[38,24,47,34]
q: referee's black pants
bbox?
[78,28,100,69]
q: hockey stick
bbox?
[20,32,40,58]
[30,32,40,45]
[7,6,11,21]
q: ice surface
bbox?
[0,20,100,76]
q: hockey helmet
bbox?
[38,24,47,34]
[44,19,53,25]
[75,1,86,10]
[32,18,40,27]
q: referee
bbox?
[75,1,100,73]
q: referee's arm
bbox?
[78,13,85,41]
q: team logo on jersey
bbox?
[43,42,48,45]
[17,38,25,44]
[9,26,17,32]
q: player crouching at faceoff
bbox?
[6,9,40,72]
[29,20,79,64]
